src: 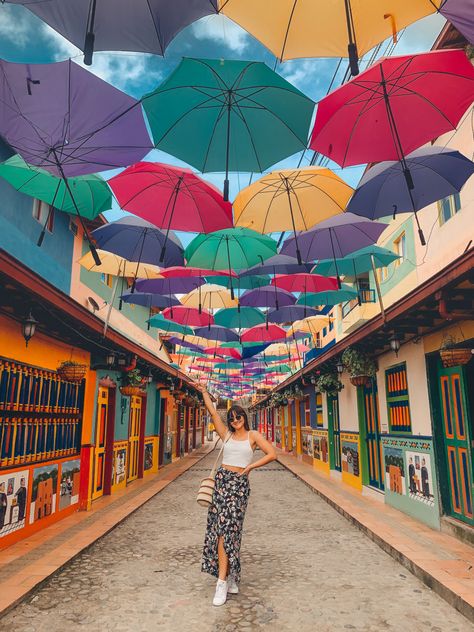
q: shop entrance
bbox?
[127,395,142,483]
[92,387,109,500]
[361,379,384,490]
[327,394,341,471]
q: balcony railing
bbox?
[341,289,376,318]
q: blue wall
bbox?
[0,140,74,293]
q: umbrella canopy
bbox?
[234,167,353,236]
[240,254,312,277]
[142,57,314,199]
[181,284,238,311]
[147,313,194,336]
[267,305,320,324]
[219,0,439,72]
[108,161,233,235]
[312,245,400,277]
[297,285,358,307]
[239,286,296,309]
[346,146,474,220]
[206,275,270,290]
[281,213,388,266]
[194,325,240,343]
[120,291,180,309]
[214,307,265,329]
[12,0,218,64]
[92,216,184,268]
[78,251,163,279]
[168,336,204,352]
[162,306,213,327]
[287,315,332,337]
[160,266,234,278]
[241,323,286,343]
[271,273,338,293]
[310,49,474,167]
[135,276,204,295]
[440,0,474,44]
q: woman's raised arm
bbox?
[197,386,228,441]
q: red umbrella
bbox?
[310,50,474,168]
[108,162,233,261]
[271,273,338,293]
[204,347,242,359]
[241,323,286,343]
[162,305,214,327]
[159,266,236,278]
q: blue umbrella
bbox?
[347,146,474,243]
[240,254,313,277]
[194,325,240,343]
[240,286,296,309]
[267,305,319,324]
[135,276,204,295]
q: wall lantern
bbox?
[22,311,38,347]
[389,334,401,356]
[336,360,344,375]
[106,352,115,367]
[147,370,153,384]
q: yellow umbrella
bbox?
[234,167,352,234]
[219,1,439,73]
[287,315,331,339]
[181,284,238,311]
[79,250,162,278]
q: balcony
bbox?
[341,289,379,334]
[304,338,336,365]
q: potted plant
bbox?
[293,384,305,400]
[316,372,343,396]
[57,360,87,383]
[120,368,146,396]
[440,334,472,368]
[342,347,377,387]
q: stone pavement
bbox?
[0,452,472,632]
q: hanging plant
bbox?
[57,360,87,383]
[316,372,343,396]
[120,368,146,396]
[439,333,472,368]
[293,384,305,400]
[342,347,376,387]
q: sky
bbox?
[0,5,446,246]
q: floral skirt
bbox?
[201,466,250,583]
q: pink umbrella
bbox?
[204,347,242,360]
[241,323,286,343]
[271,273,338,293]
[162,305,214,327]
[160,266,235,278]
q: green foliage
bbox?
[120,368,143,387]
[342,347,376,378]
[316,372,343,396]
[58,360,85,368]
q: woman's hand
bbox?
[238,465,253,477]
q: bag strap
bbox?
[209,432,231,479]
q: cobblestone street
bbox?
[1,453,471,632]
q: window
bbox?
[378,266,389,282]
[385,362,411,433]
[100,273,113,288]
[304,395,311,426]
[438,193,461,225]
[32,199,54,232]
[329,319,334,332]
[394,232,406,265]
[322,327,327,337]
[316,392,323,428]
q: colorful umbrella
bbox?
[142,57,314,200]
[287,315,332,338]
[194,325,240,343]
[78,251,162,279]
[214,307,265,329]
[162,306,213,327]
[440,0,474,44]
[148,314,194,336]
[12,0,218,64]
[160,266,234,279]
[121,290,179,308]
[312,245,399,278]
[234,167,353,262]
[108,161,233,261]
[219,0,439,73]
[181,284,238,311]
[296,285,358,307]
[206,275,270,291]
[346,146,474,222]
[267,305,320,324]
[271,273,338,293]
[240,254,313,277]
[135,276,204,295]
[239,286,296,309]
[241,323,286,343]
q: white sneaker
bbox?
[213,579,228,606]
[227,576,239,594]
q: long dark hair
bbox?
[227,405,250,432]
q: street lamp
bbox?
[106,352,115,367]
[22,311,38,347]
[390,334,401,356]
[147,370,153,384]
[336,360,344,375]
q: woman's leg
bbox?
[217,536,228,580]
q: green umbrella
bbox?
[221,340,265,349]
[297,284,358,307]
[265,364,291,373]
[214,306,265,329]
[312,245,399,277]
[142,57,314,200]
[206,274,270,290]
[0,154,112,245]
[148,313,194,336]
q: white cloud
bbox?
[0,5,34,47]
[191,15,250,54]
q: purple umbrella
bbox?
[168,337,203,352]
[281,213,387,285]
[11,0,218,65]
[240,254,313,277]
[347,146,474,238]
[239,286,296,309]
[135,276,205,295]
[194,325,240,343]
[440,0,474,44]
[91,217,184,271]
[267,305,319,324]
[121,290,180,330]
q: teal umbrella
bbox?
[297,284,358,307]
[221,340,267,349]
[142,57,314,200]
[185,228,278,299]
[206,274,270,290]
[312,245,399,277]
[265,364,291,373]
[0,154,112,246]
[214,306,265,329]
[148,313,194,336]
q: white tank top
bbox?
[222,433,254,468]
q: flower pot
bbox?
[57,363,87,383]
[119,385,145,397]
[440,348,472,368]
[350,375,370,387]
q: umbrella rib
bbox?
[230,99,264,172]
[201,105,228,173]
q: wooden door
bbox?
[127,396,142,483]
[92,387,108,500]
[328,394,341,472]
[362,380,384,490]
[158,398,166,467]
[438,366,473,525]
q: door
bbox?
[327,394,341,472]
[92,387,108,500]
[438,365,473,526]
[127,395,142,482]
[362,380,384,490]
[158,397,166,467]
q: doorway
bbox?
[362,379,384,490]
[127,395,142,483]
[327,393,341,472]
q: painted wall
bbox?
[337,374,360,433]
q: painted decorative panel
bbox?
[313,429,329,474]
[0,469,28,538]
[382,436,440,529]
[111,441,128,491]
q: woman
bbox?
[199,387,277,606]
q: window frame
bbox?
[385,362,412,434]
